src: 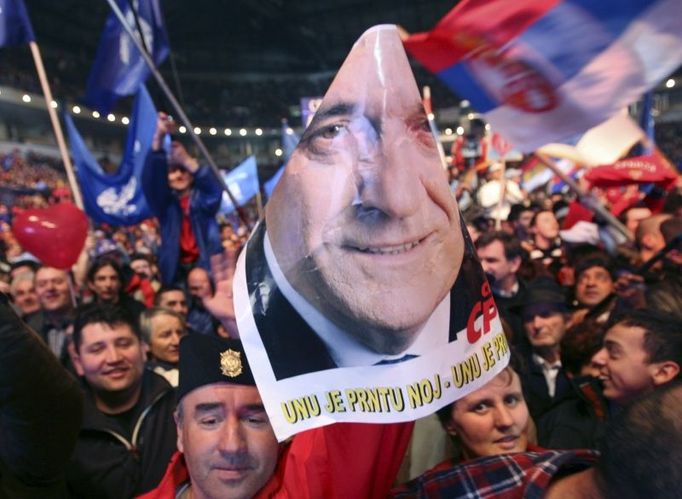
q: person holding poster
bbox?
[234,25,510,440]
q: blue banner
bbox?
[84,0,169,114]
[66,85,156,225]
[220,156,260,214]
[0,0,35,46]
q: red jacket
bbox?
[138,422,413,499]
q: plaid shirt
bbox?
[390,449,598,499]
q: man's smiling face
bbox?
[266,26,463,354]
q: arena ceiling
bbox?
[26,0,458,80]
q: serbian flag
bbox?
[84,0,169,114]
[585,150,678,189]
[0,0,34,46]
[404,0,682,152]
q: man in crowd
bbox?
[539,309,682,449]
[142,113,223,286]
[86,256,146,321]
[635,213,671,263]
[186,266,217,335]
[572,255,616,323]
[592,309,681,407]
[516,278,572,420]
[9,270,40,317]
[475,231,526,341]
[25,265,77,366]
[66,304,177,498]
[527,209,563,273]
[140,306,186,387]
[140,334,412,499]
[155,285,189,318]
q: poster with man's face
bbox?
[234,25,510,441]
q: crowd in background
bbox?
[0,124,681,496]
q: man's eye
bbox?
[199,417,219,427]
[319,123,345,139]
[504,395,521,407]
[244,415,268,426]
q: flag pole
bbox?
[494,157,506,230]
[28,41,84,210]
[535,152,634,241]
[103,0,248,227]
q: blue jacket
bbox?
[142,150,223,285]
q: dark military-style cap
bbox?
[177,334,255,401]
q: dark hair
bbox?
[86,256,124,285]
[574,254,615,282]
[529,209,555,228]
[73,303,140,351]
[507,203,533,223]
[607,309,682,370]
[560,319,606,377]
[597,381,682,499]
[154,285,187,307]
[129,252,155,265]
[475,231,524,261]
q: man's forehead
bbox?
[607,323,646,346]
[36,268,67,280]
[523,303,565,318]
[185,382,263,408]
[82,322,135,341]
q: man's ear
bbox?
[175,408,184,453]
[72,349,85,377]
[509,256,522,274]
[651,361,680,386]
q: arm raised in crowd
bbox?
[0,293,83,497]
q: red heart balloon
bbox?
[11,203,89,269]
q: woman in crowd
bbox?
[433,364,536,467]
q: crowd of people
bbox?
[1,101,682,498]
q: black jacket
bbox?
[519,351,572,421]
[537,376,609,450]
[245,221,487,380]
[66,370,177,498]
[0,293,82,499]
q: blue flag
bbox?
[84,0,169,114]
[220,156,260,214]
[66,85,156,225]
[0,0,35,46]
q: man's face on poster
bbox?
[266,29,463,355]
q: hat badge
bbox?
[220,349,243,378]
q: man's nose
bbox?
[104,345,123,363]
[591,347,607,367]
[217,416,247,454]
[353,142,422,220]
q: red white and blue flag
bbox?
[404,0,682,152]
